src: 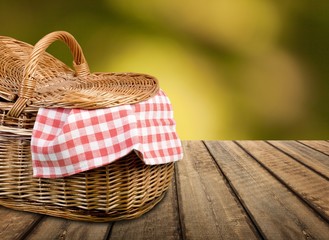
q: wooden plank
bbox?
[0,206,42,240]
[237,140,329,222]
[267,141,329,179]
[109,179,181,240]
[205,141,329,240]
[174,141,259,240]
[24,216,110,240]
[298,140,329,156]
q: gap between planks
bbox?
[205,140,329,239]
[0,207,44,240]
[296,140,329,156]
[237,140,329,224]
[201,141,266,240]
[266,140,329,180]
[176,141,261,240]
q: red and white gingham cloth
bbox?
[31,89,183,178]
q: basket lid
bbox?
[0,31,159,117]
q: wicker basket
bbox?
[0,31,175,222]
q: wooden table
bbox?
[0,141,328,240]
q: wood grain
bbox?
[238,140,329,222]
[0,141,328,239]
[267,140,329,179]
[298,140,329,156]
[205,141,329,240]
[0,207,42,240]
[176,141,259,240]
[109,179,181,240]
[24,217,110,240]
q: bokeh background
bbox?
[1,1,328,139]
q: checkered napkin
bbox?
[31,89,183,178]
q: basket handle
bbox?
[7,31,90,117]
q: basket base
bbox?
[0,192,166,222]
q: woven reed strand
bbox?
[0,31,158,118]
[0,31,173,222]
[0,106,174,221]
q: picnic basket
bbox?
[0,31,175,222]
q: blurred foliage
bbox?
[0,0,328,139]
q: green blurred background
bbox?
[1,1,328,139]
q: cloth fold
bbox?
[31,89,182,178]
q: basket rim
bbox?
[0,31,159,117]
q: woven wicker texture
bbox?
[0,31,159,117]
[0,31,175,222]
